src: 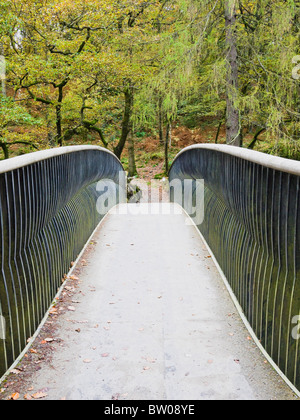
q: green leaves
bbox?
[0,96,42,129]
[0,0,299,159]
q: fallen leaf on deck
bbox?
[9,392,20,400]
[32,392,48,400]
[49,308,58,315]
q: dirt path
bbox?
[131,179,170,204]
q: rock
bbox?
[127,181,142,203]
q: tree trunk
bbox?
[225,0,242,146]
[215,108,226,144]
[54,79,69,147]
[0,142,9,159]
[248,127,266,150]
[83,121,108,148]
[56,85,64,147]
[165,122,171,174]
[114,86,134,159]
[56,104,63,146]
[128,131,137,177]
[158,96,164,145]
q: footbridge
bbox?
[0,145,299,400]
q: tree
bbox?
[112,0,173,159]
[0,97,40,159]
[225,0,242,146]
[2,1,127,148]
[132,0,201,173]
[5,0,113,147]
[1,0,300,163]
[233,0,299,156]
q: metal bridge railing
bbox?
[169,144,300,392]
[0,146,126,377]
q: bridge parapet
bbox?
[0,146,126,377]
[169,144,300,393]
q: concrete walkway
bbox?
[0,203,297,400]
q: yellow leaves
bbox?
[6,390,48,400]
[8,392,20,400]
[31,391,48,400]
[68,275,79,281]
[2,0,185,154]
[49,305,58,315]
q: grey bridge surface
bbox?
[1,202,297,400]
[0,145,299,400]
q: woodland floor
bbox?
[120,121,262,180]
[124,124,224,180]
[5,117,268,172]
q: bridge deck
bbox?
[1,203,297,400]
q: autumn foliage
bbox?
[0,0,299,166]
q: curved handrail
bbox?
[0,145,122,174]
[169,144,300,392]
[170,144,300,176]
[0,146,126,377]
